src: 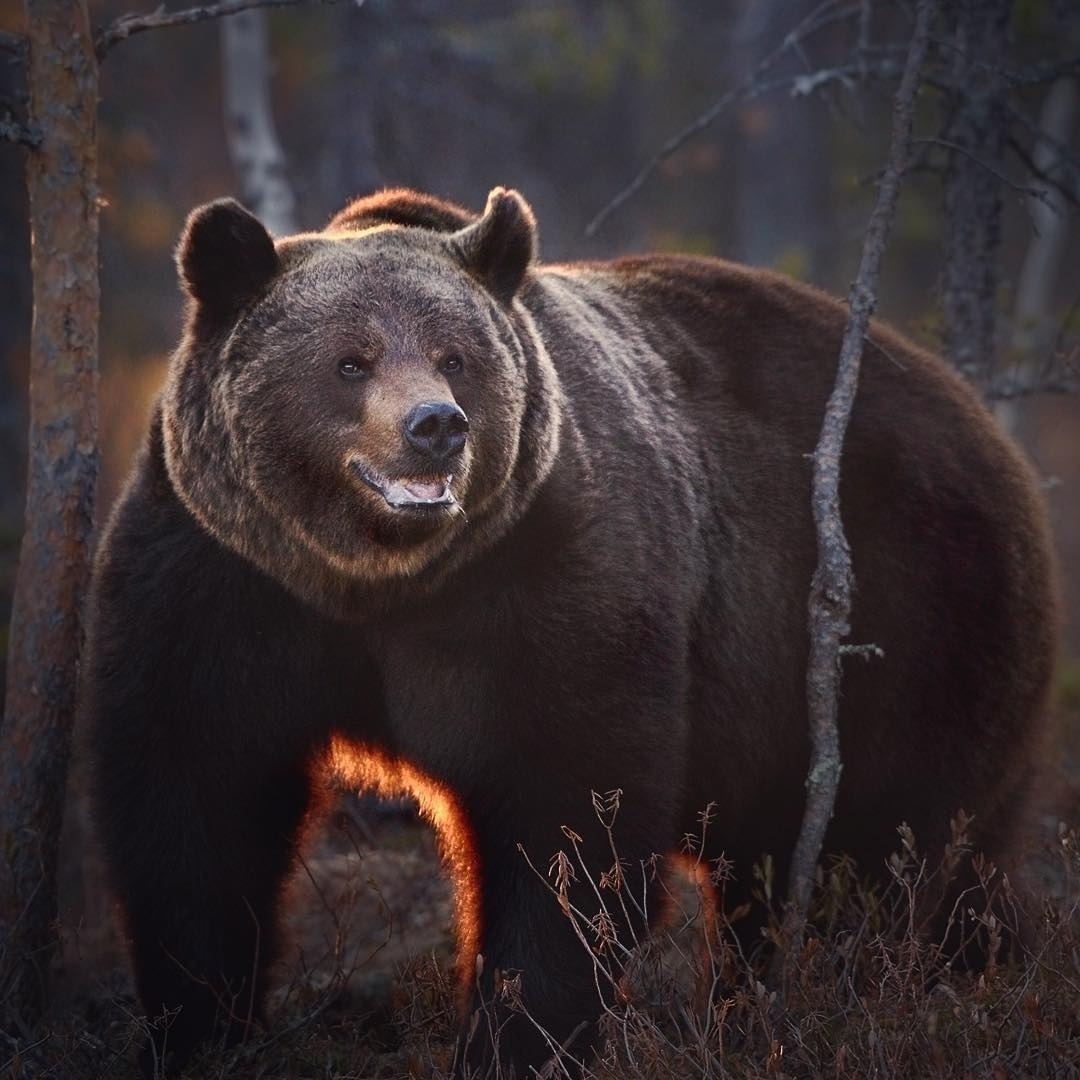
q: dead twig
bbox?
[785,0,939,932]
[927,35,1080,89]
[586,60,902,237]
[915,136,1061,215]
[94,0,350,61]
[1007,135,1080,211]
[985,373,1078,402]
[585,0,887,236]
[1003,56,1080,88]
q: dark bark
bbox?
[729,0,830,277]
[0,0,99,1022]
[786,0,938,926]
[940,0,1013,384]
[0,44,31,549]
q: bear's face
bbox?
[161,190,557,594]
[220,238,527,573]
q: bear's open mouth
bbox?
[351,461,456,509]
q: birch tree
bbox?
[221,8,297,235]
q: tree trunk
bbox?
[940,0,1013,384]
[0,0,99,1022]
[221,9,297,234]
[322,1,382,212]
[996,77,1078,433]
[729,0,830,279]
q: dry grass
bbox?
[4,808,1077,1079]
[4,705,1079,1079]
[496,807,1080,1080]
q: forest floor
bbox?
[4,689,1079,1080]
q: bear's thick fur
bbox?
[85,187,1059,1076]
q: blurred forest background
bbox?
[2,0,1080,654]
[1,0,1079,1074]
[1,0,1079,666]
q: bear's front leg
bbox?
[112,756,319,1073]
[83,483,351,1073]
[456,789,677,1079]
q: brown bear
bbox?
[84,186,1059,1077]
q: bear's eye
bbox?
[440,354,464,376]
[338,357,371,380]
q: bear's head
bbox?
[159,188,563,617]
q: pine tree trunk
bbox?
[0,0,99,1022]
[729,0,830,278]
[940,0,1013,384]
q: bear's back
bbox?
[524,252,1058,866]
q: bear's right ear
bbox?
[451,187,537,305]
[176,198,278,318]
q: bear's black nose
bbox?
[403,402,469,463]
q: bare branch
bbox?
[1004,56,1080,88]
[95,0,349,61]
[984,374,1078,401]
[586,59,901,237]
[928,35,1080,89]
[785,0,938,926]
[1007,136,1080,211]
[585,0,883,236]
[916,136,1060,215]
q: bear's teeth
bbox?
[402,479,445,500]
[380,476,455,507]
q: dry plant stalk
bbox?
[503,797,1080,1080]
[786,0,939,927]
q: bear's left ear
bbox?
[176,198,279,320]
[452,187,537,304]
